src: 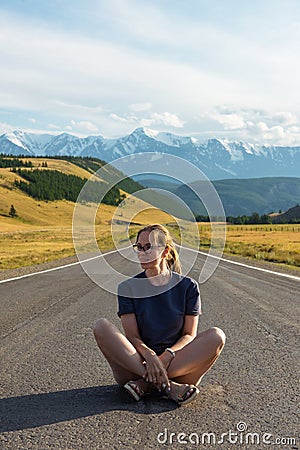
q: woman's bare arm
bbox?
[121,313,169,387]
[171,315,199,351]
[121,313,155,359]
[159,315,199,369]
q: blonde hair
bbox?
[136,224,182,274]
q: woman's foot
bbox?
[123,378,154,401]
[163,380,199,406]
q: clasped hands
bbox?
[142,350,174,391]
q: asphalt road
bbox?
[0,250,299,450]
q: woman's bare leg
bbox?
[93,320,225,395]
[167,327,226,386]
[92,318,146,385]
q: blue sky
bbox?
[0,0,299,144]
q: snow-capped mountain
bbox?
[0,130,53,156]
[0,127,299,180]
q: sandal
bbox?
[163,381,199,406]
[123,379,152,402]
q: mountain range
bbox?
[1,128,299,180]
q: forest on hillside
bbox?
[63,156,144,194]
[14,168,125,205]
[1,154,143,198]
[195,208,300,224]
[0,155,33,168]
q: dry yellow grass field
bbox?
[0,159,299,271]
[198,223,300,269]
[0,207,176,270]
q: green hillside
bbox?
[59,156,144,194]
[272,205,300,223]
[14,168,125,205]
[142,176,300,216]
[1,155,144,206]
[212,177,300,216]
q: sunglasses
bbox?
[132,243,164,254]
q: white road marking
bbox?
[0,246,299,284]
[0,251,115,284]
[196,249,300,281]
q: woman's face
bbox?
[135,230,166,270]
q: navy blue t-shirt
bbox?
[117,271,201,355]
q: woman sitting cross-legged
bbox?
[93,224,226,406]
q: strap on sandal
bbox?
[177,385,199,405]
[124,381,144,401]
[163,382,199,406]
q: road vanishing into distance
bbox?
[0,249,299,449]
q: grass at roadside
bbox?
[0,226,121,270]
[198,223,300,269]
[1,220,299,272]
[0,204,177,270]
[0,228,75,269]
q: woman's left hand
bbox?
[143,351,174,391]
[142,353,169,389]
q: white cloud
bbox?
[68,120,99,133]
[247,121,269,133]
[0,5,299,145]
[129,102,152,112]
[197,108,300,144]
[47,124,61,130]
[284,127,300,145]
[93,1,300,112]
[272,112,298,126]
[110,111,185,129]
[246,121,285,141]
[141,112,185,128]
[208,113,245,130]
[265,126,285,140]
[110,113,138,124]
[288,126,300,133]
[28,118,36,123]
[190,109,300,145]
[55,101,105,114]
[0,10,287,131]
[98,0,174,45]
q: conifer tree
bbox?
[9,204,17,218]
